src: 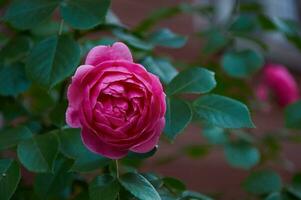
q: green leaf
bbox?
[193,94,254,128]
[148,28,187,48]
[286,173,301,199]
[202,28,229,54]
[34,156,74,199]
[3,0,59,30]
[164,97,192,141]
[26,35,80,88]
[58,128,110,172]
[49,101,67,127]
[89,174,119,200]
[119,172,161,200]
[273,18,299,35]
[142,173,163,189]
[0,159,21,200]
[142,56,178,84]
[221,49,264,78]
[127,147,158,159]
[163,177,186,194]
[17,132,59,173]
[243,170,282,195]
[31,20,69,37]
[181,191,213,200]
[0,63,31,96]
[265,192,282,200]
[230,14,258,32]
[184,145,210,159]
[60,0,110,29]
[0,36,32,64]
[224,142,260,169]
[285,100,301,129]
[166,67,216,96]
[113,29,153,51]
[0,126,33,151]
[202,126,228,145]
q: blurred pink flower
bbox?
[256,63,300,107]
[66,42,166,159]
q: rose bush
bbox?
[66,42,166,159]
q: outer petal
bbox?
[130,118,165,153]
[66,65,94,128]
[81,127,128,159]
[85,42,133,66]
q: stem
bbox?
[115,160,120,200]
[58,19,64,35]
[115,160,119,178]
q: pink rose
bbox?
[66,42,166,159]
[256,63,299,107]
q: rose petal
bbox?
[85,42,133,66]
[66,65,94,127]
[130,118,165,153]
[81,127,128,159]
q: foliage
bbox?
[1,0,301,200]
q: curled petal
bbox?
[85,42,133,66]
[66,65,94,127]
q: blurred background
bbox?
[111,0,301,199]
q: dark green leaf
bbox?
[265,192,282,200]
[164,97,192,141]
[0,63,31,96]
[257,14,277,31]
[134,5,185,32]
[230,14,258,32]
[286,35,301,51]
[34,157,74,199]
[166,67,216,96]
[224,142,260,169]
[181,191,213,200]
[148,28,187,48]
[285,100,301,129]
[0,126,32,151]
[142,56,178,84]
[193,94,255,128]
[58,128,110,172]
[0,36,32,64]
[163,177,186,194]
[89,174,119,200]
[60,0,110,29]
[127,147,158,159]
[49,101,67,127]
[184,145,210,159]
[3,0,59,30]
[221,49,264,78]
[113,29,153,51]
[243,170,282,195]
[202,28,230,54]
[119,172,161,200]
[202,126,228,145]
[26,35,81,88]
[142,173,163,189]
[286,173,301,199]
[31,20,69,36]
[274,18,300,35]
[17,131,59,172]
[0,159,21,200]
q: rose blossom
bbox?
[256,63,299,107]
[65,42,166,159]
